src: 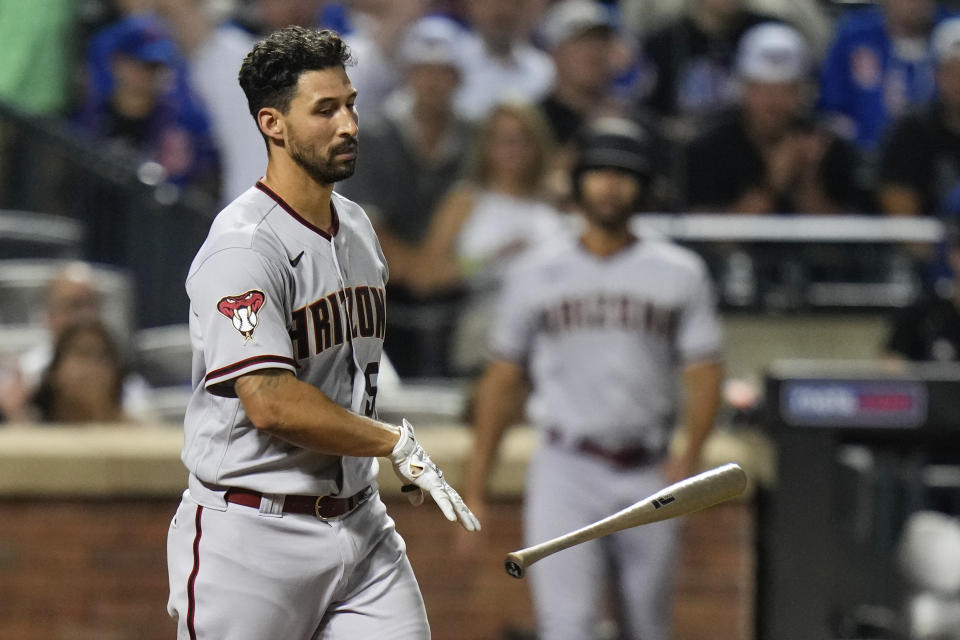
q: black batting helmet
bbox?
[574,117,652,176]
[572,117,653,201]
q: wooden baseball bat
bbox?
[504,462,747,579]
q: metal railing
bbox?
[633,214,945,311]
[0,102,218,327]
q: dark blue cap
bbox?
[106,15,178,66]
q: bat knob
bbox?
[504,559,524,579]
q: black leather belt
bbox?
[225,486,373,520]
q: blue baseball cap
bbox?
[106,15,178,66]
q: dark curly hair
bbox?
[238,27,353,122]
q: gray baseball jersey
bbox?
[489,230,722,453]
[181,180,387,499]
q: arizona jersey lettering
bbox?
[182,181,388,499]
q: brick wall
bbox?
[0,498,751,640]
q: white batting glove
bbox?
[388,419,481,532]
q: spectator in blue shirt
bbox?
[879,17,960,217]
[819,0,953,153]
[76,14,220,196]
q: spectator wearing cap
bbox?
[337,16,476,377]
[879,17,960,216]
[75,14,220,197]
[535,0,636,209]
[339,16,473,250]
[454,0,556,121]
[819,0,954,153]
[537,0,623,146]
[641,0,777,139]
[685,22,864,214]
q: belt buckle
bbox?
[314,495,330,521]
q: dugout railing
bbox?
[631,213,945,313]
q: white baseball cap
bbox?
[735,22,810,83]
[933,17,960,63]
[399,17,464,71]
[539,0,617,50]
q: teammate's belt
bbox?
[546,429,657,469]
[225,486,373,520]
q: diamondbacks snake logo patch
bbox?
[217,290,265,343]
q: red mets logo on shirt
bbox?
[217,290,265,343]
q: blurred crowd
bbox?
[4,0,960,413]
[5,0,960,215]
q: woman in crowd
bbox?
[33,321,129,424]
[396,101,568,374]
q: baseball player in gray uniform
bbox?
[462,117,724,640]
[166,27,479,640]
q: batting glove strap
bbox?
[388,419,421,475]
[388,419,481,532]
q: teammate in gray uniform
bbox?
[462,117,724,640]
[166,27,479,640]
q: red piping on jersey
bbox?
[186,505,203,640]
[255,180,340,239]
[204,354,298,383]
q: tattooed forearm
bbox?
[236,369,292,398]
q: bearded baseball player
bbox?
[166,27,479,640]
[461,117,724,640]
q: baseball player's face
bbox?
[280,67,359,185]
[578,168,641,229]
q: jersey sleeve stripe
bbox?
[204,355,298,383]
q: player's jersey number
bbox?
[363,361,378,418]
